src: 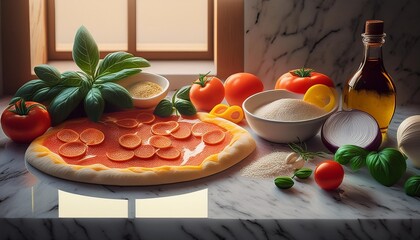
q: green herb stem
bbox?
[288,140,327,161]
[8,98,45,116]
[193,71,211,87]
[292,67,314,77]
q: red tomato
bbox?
[1,98,51,143]
[224,73,264,107]
[189,73,225,112]
[275,67,334,94]
[314,160,344,190]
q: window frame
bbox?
[46,0,214,60]
[0,0,243,95]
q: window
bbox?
[47,0,213,60]
[1,0,243,95]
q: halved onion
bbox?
[321,110,382,153]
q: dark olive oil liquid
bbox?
[342,58,396,135]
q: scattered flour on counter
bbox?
[253,98,327,121]
[241,151,305,179]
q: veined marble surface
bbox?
[245,0,420,104]
[0,99,420,239]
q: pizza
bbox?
[25,110,256,186]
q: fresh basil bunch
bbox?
[12,26,150,125]
[334,145,407,187]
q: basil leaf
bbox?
[404,176,420,197]
[34,65,61,85]
[176,86,191,101]
[95,68,141,83]
[39,85,67,103]
[12,79,47,102]
[61,71,87,87]
[48,87,86,126]
[366,148,407,187]
[334,145,369,171]
[174,99,196,116]
[274,177,294,189]
[99,82,133,109]
[32,87,52,102]
[293,168,312,179]
[96,52,133,76]
[72,26,99,77]
[96,52,150,77]
[84,87,105,122]
[153,99,173,117]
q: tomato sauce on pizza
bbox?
[41,110,232,168]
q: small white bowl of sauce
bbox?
[119,72,170,109]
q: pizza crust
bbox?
[26,112,256,186]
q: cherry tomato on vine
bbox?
[1,98,51,143]
[189,72,225,112]
[314,160,344,190]
[224,73,264,107]
[275,67,334,94]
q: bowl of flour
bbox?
[242,89,338,143]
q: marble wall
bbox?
[244,0,420,104]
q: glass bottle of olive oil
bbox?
[342,20,396,137]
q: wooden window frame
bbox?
[47,0,214,60]
[1,0,243,95]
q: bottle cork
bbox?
[365,20,384,35]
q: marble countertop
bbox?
[1,97,419,239]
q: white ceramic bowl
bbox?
[243,89,338,143]
[118,72,170,109]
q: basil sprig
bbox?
[274,168,313,189]
[12,26,150,125]
[334,145,369,171]
[153,86,196,117]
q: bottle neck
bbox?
[362,33,385,62]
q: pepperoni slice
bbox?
[202,129,225,145]
[106,150,135,162]
[115,118,139,129]
[119,134,142,149]
[136,112,155,124]
[79,128,105,146]
[170,122,192,140]
[134,145,155,159]
[191,122,221,137]
[56,129,79,143]
[151,121,179,135]
[156,147,181,160]
[58,141,87,158]
[148,135,172,149]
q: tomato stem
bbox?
[292,67,314,77]
[8,97,46,116]
[193,71,211,88]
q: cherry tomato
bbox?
[189,73,225,112]
[224,73,264,107]
[275,67,334,94]
[314,160,344,190]
[1,98,51,143]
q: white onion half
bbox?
[321,110,382,153]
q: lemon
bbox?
[303,84,336,112]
